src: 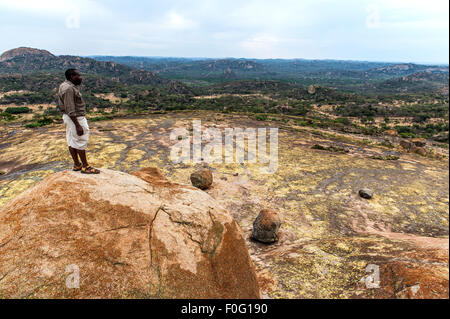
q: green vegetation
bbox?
[0,51,448,146]
[25,116,53,128]
[5,106,31,114]
[89,115,114,122]
[255,114,268,121]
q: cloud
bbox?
[0,0,111,18]
[0,0,448,62]
[164,11,199,30]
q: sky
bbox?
[0,0,448,64]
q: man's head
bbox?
[65,68,82,86]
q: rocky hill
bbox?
[375,71,450,94]
[0,167,261,298]
[0,47,192,93]
[0,47,55,62]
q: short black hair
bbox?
[65,68,78,80]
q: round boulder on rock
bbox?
[190,168,213,190]
[359,188,374,199]
[251,209,281,244]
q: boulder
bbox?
[190,168,213,190]
[359,188,374,199]
[400,140,413,151]
[0,167,260,299]
[411,146,428,156]
[432,132,448,143]
[251,209,281,244]
[384,129,398,136]
[411,138,427,147]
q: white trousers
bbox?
[62,114,90,150]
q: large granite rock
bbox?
[0,167,260,299]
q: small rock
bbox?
[220,176,228,181]
[359,188,373,199]
[411,138,427,147]
[233,173,239,176]
[190,168,213,190]
[400,140,413,151]
[411,146,428,156]
[384,129,398,136]
[251,209,281,244]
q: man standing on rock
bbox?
[58,69,100,174]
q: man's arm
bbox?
[64,88,84,136]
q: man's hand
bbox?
[76,125,84,136]
[69,115,84,136]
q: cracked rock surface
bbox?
[0,167,260,298]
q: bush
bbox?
[44,107,60,116]
[255,114,268,121]
[25,116,53,128]
[334,117,351,126]
[0,112,15,121]
[90,115,113,122]
[399,132,416,138]
[5,107,31,114]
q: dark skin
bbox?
[67,71,91,169]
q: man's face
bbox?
[71,71,82,86]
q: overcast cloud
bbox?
[0,0,448,63]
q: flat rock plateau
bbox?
[0,111,448,298]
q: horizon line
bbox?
[84,54,449,66]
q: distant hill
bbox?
[90,55,449,94]
[93,56,271,80]
[374,71,450,94]
[0,47,192,93]
[0,47,55,62]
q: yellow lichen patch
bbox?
[89,144,127,168]
[124,149,146,164]
[0,178,38,207]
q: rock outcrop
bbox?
[411,138,427,147]
[400,140,413,151]
[411,146,428,156]
[0,47,55,62]
[384,129,398,136]
[0,167,260,299]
